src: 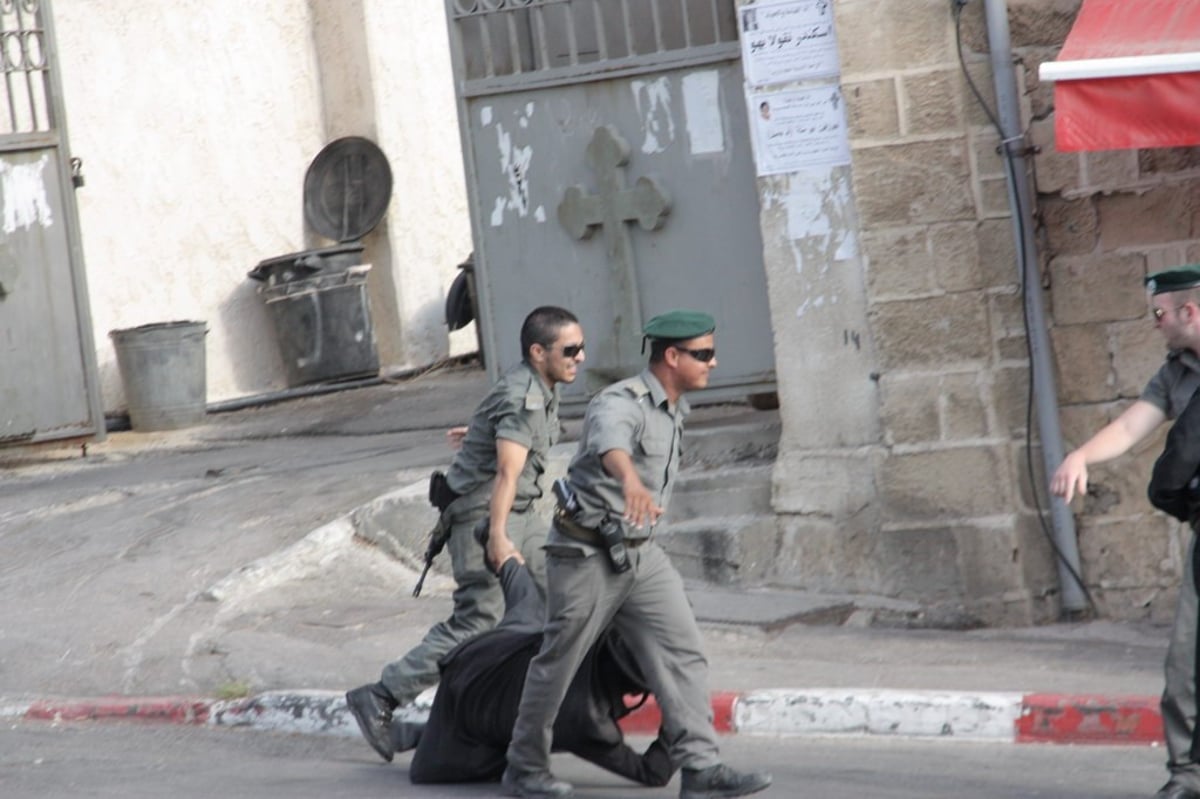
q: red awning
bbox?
[1040,0,1200,151]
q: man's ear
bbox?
[529,343,546,364]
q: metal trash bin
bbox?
[249,136,391,387]
[254,258,379,387]
[110,321,207,431]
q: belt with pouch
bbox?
[552,510,650,548]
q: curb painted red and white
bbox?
[1,689,1165,746]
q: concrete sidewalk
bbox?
[0,364,1172,748]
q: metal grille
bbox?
[0,0,49,136]
[451,0,739,95]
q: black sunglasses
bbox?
[559,342,585,358]
[1154,303,1191,321]
[674,346,716,362]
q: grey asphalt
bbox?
[0,362,1169,708]
[0,725,1164,799]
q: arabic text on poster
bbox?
[750,86,851,175]
[739,0,840,87]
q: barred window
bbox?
[450,0,739,93]
[0,0,50,136]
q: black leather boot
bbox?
[345,682,398,762]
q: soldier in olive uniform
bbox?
[502,310,772,799]
[346,306,586,762]
[1051,267,1200,799]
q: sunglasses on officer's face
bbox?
[1154,302,1194,321]
[674,346,716,363]
[559,342,585,358]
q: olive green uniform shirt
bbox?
[1142,349,1200,420]
[445,360,560,510]
[548,369,687,551]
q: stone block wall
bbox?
[775,0,1067,626]
[1014,1,1199,622]
[792,0,1194,625]
[749,0,1192,625]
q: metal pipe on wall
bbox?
[983,0,1088,615]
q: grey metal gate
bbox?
[446,0,775,401]
[0,0,104,445]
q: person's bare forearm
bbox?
[1051,400,1165,502]
[486,438,530,568]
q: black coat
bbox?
[1149,389,1200,525]
[408,624,673,786]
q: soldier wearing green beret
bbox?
[1050,266,1200,799]
[501,310,772,799]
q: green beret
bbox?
[1146,266,1200,295]
[642,309,715,341]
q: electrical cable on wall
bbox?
[952,0,1097,615]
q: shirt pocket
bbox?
[638,433,671,458]
[529,412,551,453]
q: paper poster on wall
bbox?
[739,0,840,87]
[749,86,851,175]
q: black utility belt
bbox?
[553,510,649,549]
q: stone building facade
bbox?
[40,0,1189,626]
[757,0,1192,626]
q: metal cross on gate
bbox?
[558,125,671,382]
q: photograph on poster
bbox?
[748,85,851,175]
[739,0,840,87]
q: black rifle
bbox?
[412,515,450,598]
[413,471,460,598]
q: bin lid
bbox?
[303,137,393,243]
[248,243,365,283]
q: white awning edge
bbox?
[1040,51,1200,82]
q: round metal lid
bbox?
[303,137,393,243]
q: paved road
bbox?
[0,370,485,699]
[0,721,1165,799]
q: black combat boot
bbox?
[679,763,772,799]
[1153,781,1200,799]
[500,766,574,798]
[345,682,398,761]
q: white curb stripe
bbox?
[208,689,434,737]
[734,689,1024,741]
[0,700,32,720]
[209,690,358,737]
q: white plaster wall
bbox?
[54,0,327,406]
[363,1,475,367]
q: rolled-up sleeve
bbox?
[494,406,535,449]
[1140,362,1172,413]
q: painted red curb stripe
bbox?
[618,692,740,736]
[1016,693,1162,745]
[24,696,212,724]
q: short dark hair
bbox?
[648,339,674,364]
[520,306,579,359]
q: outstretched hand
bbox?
[1050,451,1088,504]
[621,477,663,529]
